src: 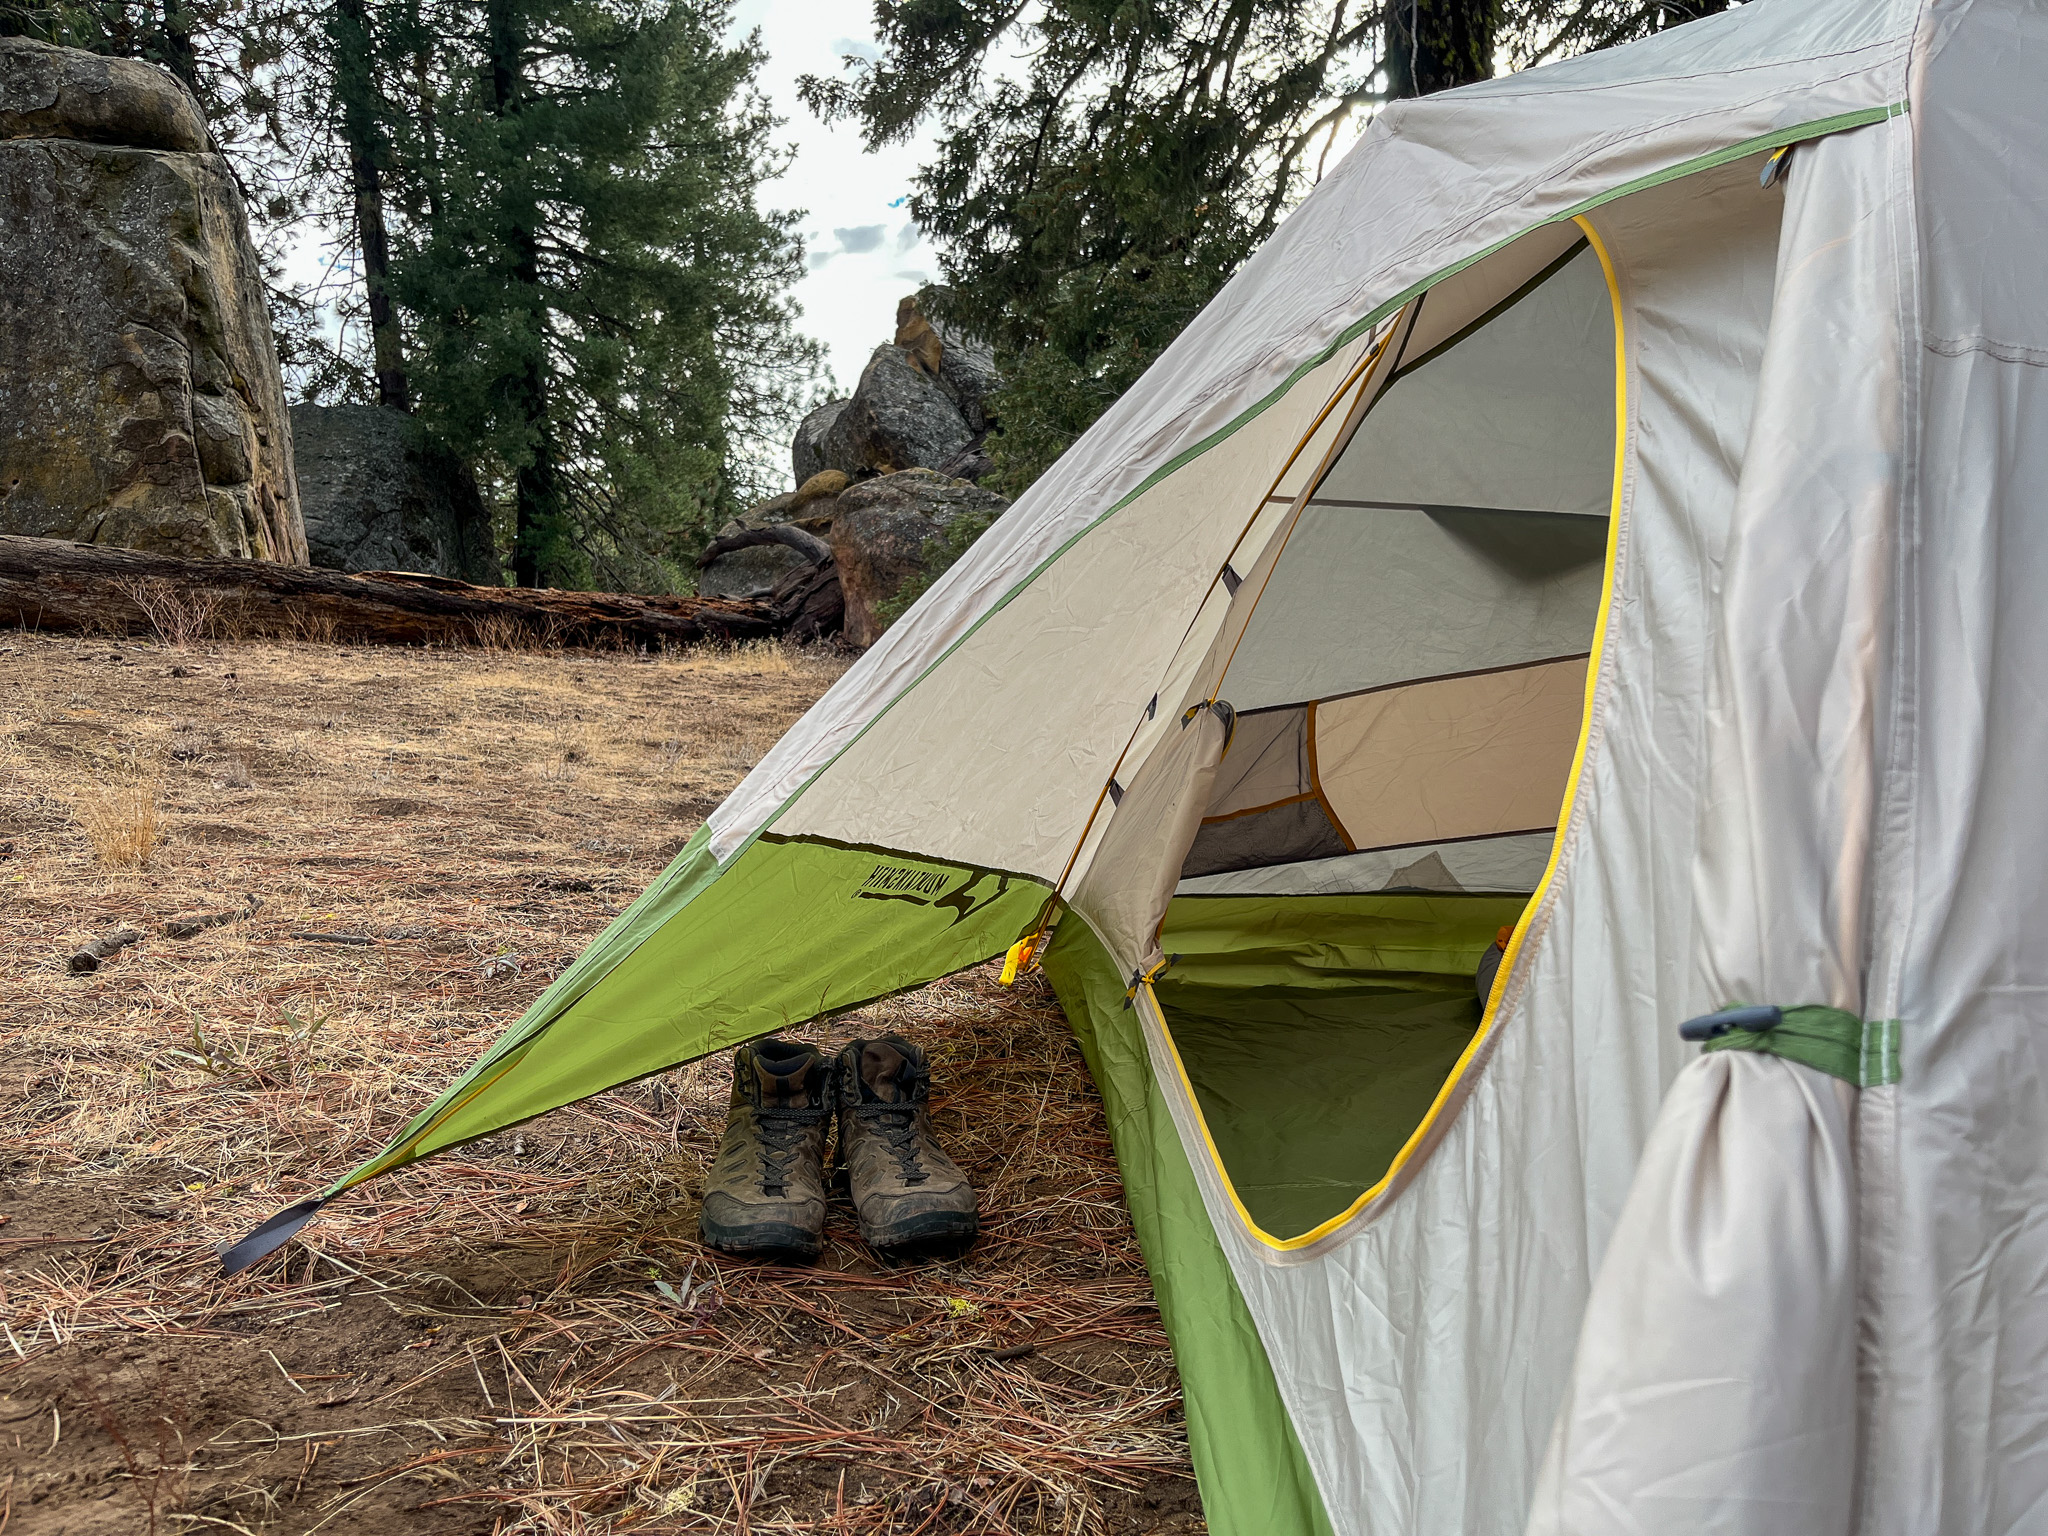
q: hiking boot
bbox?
[833,1036,979,1256]
[699,1038,834,1261]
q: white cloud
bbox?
[833,224,887,254]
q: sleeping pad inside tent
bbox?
[224,0,1993,1523]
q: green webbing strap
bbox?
[1699,1005,1900,1088]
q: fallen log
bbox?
[0,535,820,649]
[68,925,145,974]
[696,524,833,567]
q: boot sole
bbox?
[699,1216,823,1262]
[860,1209,980,1258]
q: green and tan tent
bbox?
[232,0,2048,1528]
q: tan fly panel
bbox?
[1182,230,1616,896]
[1312,657,1589,851]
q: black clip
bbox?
[1759,145,1793,189]
[1678,1004,1783,1042]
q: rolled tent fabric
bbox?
[1860,0,2048,1525]
[1075,701,1237,973]
[1525,1051,1860,1536]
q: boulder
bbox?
[828,469,1009,646]
[0,33,206,151]
[0,39,305,563]
[821,345,974,480]
[292,404,497,581]
[792,469,848,507]
[792,398,850,484]
[897,294,1000,434]
[696,542,808,601]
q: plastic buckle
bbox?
[1678,1004,1783,1042]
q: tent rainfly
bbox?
[229,0,2048,1529]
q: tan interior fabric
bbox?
[1313,657,1588,852]
[1205,708,1310,819]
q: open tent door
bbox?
[1064,220,1620,1249]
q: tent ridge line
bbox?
[1446,35,1905,107]
[714,98,1901,887]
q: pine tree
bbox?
[393,0,818,590]
[329,0,411,411]
[807,0,1726,495]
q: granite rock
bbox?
[827,468,1009,646]
[292,404,497,581]
[0,39,304,562]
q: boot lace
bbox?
[855,1061,932,1185]
[754,1103,825,1196]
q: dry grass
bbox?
[118,577,224,647]
[0,632,1201,1536]
[67,756,165,870]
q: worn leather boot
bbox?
[698,1038,834,1261]
[834,1035,979,1256]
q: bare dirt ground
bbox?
[0,632,1200,1535]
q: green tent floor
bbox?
[1152,890,1529,1241]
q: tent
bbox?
[233,0,2048,1529]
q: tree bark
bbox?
[0,536,826,648]
[333,0,411,412]
[483,0,563,589]
[156,0,201,96]
[1383,0,1496,99]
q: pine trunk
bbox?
[333,0,411,412]
[484,0,562,589]
[156,0,201,96]
[1383,0,1496,98]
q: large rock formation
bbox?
[704,296,1010,644]
[828,469,1009,647]
[820,345,973,478]
[791,398,850,486]
[0,39,305,562]
[790,293,999,487]
[695,470,844,599]
[292,404,498,581]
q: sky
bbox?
[727,0,945,394]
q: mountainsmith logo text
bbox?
[855,863,1012,926]
[857,865,952,901]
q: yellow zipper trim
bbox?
[1145,211,1629,1255]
